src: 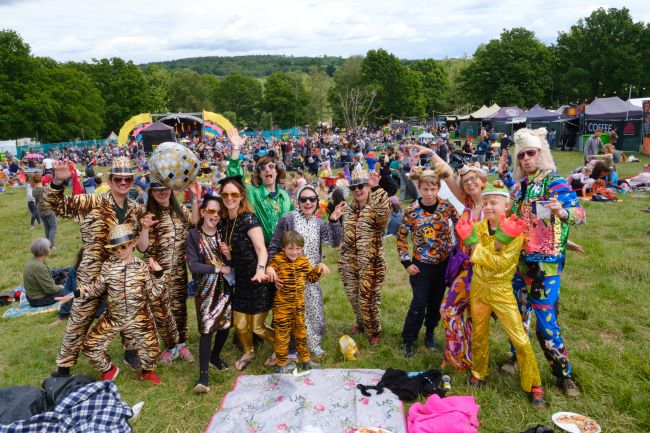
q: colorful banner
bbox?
[118,113,152,145]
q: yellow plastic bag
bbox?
[339,335,360,361]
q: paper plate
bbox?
[552,412,601,433]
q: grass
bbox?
[1,150,649,432]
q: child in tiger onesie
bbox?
[61,224,168,385]
[265,230,329,373]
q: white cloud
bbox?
[0,0,648,63]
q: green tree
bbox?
[553,7,648,103]
[361,49,425,121]
[304,66,332,127]
[259,111,273,130]
[410,59,449,114]
[263,72,308,128]
[459,28,552,107]
[168,69,215,112]
[143,64,171,113]
[222,111,238,127]
[81,58,150,134]
[213,72,262,126]
[327,56,378,129]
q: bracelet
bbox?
[256,265,265,270]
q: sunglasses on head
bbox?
[203,208,219,215]
[517,149,539,160]
[349,184,366,191]
[112,176,134,184]
[221,192,241,200]
[298,196,318,203]
[257,163,276,172]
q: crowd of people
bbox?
[14,121,642,409]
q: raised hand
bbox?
[368,171,380,187]
[187,181,202,199]
[53,160,72,181]
[330,202,346,221]
[498,149,508,173]
[140,213,159,230]
[226,128,246,150]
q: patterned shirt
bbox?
[397,198,460,266]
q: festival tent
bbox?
[485,106,524,121]
[106,131,118,143]
[585,96,642,120]
[141,121,175,153]
[627,97,650,108]
[470,104,500,119]
[524,104,561,121]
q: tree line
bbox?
[1,7,648,141]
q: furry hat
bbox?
[513,129,544,157]
[512,128,556,179]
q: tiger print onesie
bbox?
[78,256,167,373]
[338,187,391,339]
[267,252,322,367]
[144,206,192,347]
[44,185,145,368]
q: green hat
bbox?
[481,179,510,198]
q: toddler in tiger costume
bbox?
[265,230,330,373]
[60,224,168,385]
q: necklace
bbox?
[226,216,238,251]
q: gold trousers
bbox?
[470,282,541,392]
[233,311,275,354]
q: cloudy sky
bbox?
[1,0,648,63]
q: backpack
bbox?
[357,368,444,401]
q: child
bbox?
[396,170,459,357]
[265,230,329,373]
[59,224,167,384]
[455,180,545,407]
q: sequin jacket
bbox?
[500,170,585,264]
[470,220,524,292]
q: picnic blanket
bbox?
[205,369,407,433]
[2,290,61,319]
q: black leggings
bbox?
[198,329,230,381]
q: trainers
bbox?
[159,349,178,365]
[401,342,415,358]
[311,348,326,358]
[530,386,547,409]
[178,345,194,362]
[500,357,519,375]
[468,375,484,387]
[140,371,161,385]
[560,376,581,397]
[350,325,363,334]
[302,360,320,370]
[275,364,295,374]
[209,357,228,370]
[123,350,141,370]
[369,337,381,346]
[193,383,210,394]
[101,364,119,381]
[424,335,439,350]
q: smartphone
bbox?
[535,200,552,220]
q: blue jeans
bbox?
[27,288,73,319]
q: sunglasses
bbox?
[298,196,318,203]
[203,208,219,215]
[221,192,241,200]
[257,163,276,172]
[517,149,539,160]
[349,184,366,191]
[111,243,131,252]
[461,175,479,185]
[112,176,134,184]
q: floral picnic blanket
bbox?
[205,368,406,433]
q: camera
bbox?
[449,151,470,171]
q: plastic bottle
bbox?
[441,375,452,393]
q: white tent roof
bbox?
[471,104,500,118]
[628,97,650,107]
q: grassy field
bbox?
[1,150,649,433]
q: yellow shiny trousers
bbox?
[470,282,541,392]
[233,311,275,354]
